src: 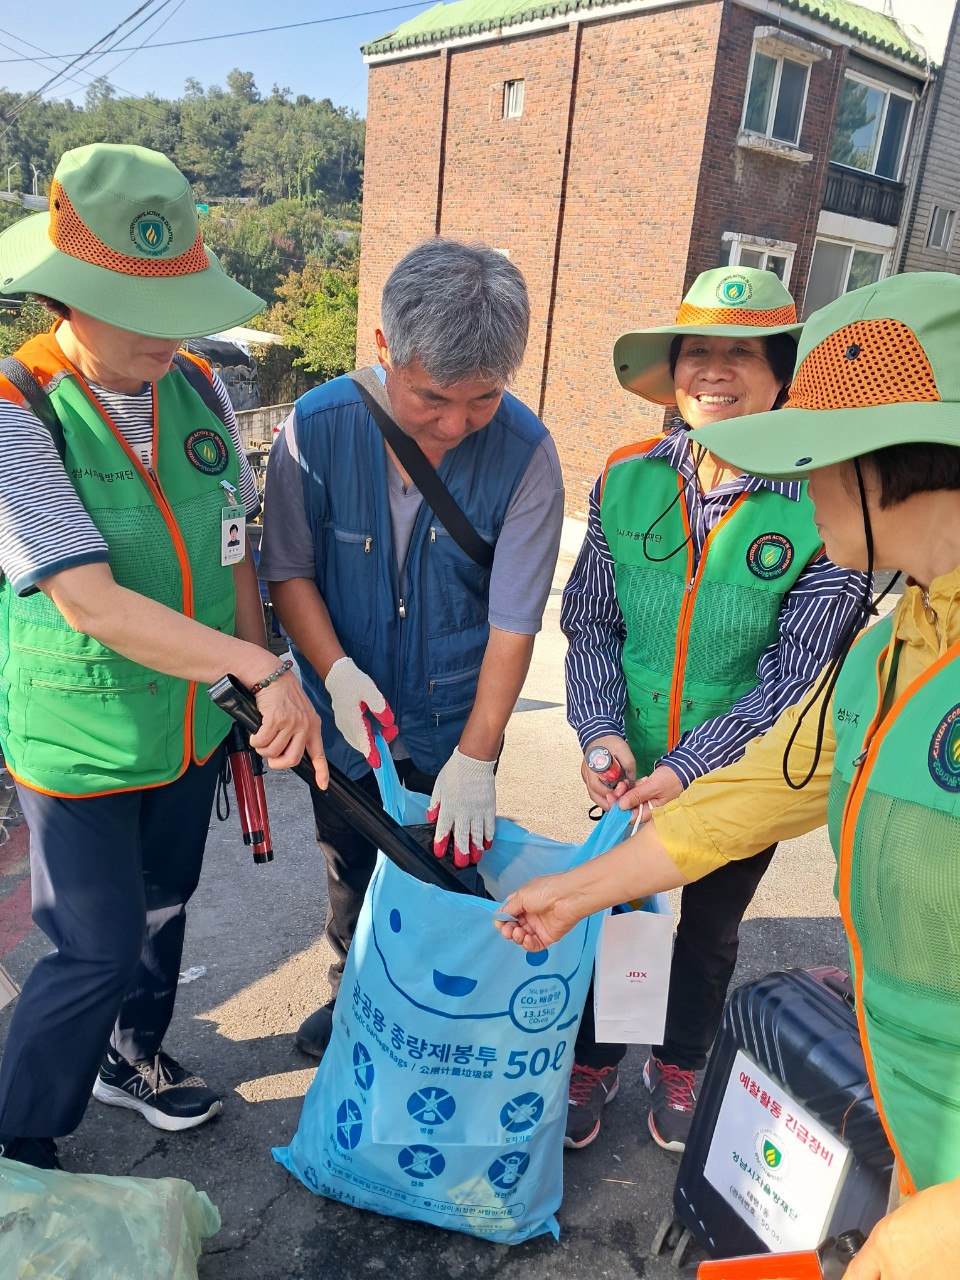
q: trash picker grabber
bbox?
[225,723,274,864]
[208,673,474,895]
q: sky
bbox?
[0,0,953,121]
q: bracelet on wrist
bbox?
[250,659,293,695]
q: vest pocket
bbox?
[426,664,482,726]
[19,672,176,782]
[317,522,378,647]
[425,527,491,640]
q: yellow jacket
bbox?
[654,568,960,878]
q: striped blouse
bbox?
[0,369,258,596]
[561,422,869,787]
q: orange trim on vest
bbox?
[836,629,960,1196]
[48,180,210,278]
[176,349,215,385]
[675,301,797,328]
[0,328,209,795]
[599,434,665,502]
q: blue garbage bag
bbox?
[274,753,656,1243]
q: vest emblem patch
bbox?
[928,703,960,791]
[746,533,794,580]
[184,427,228,475]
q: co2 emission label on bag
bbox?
[703,1051,850,1252]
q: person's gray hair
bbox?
[380,238,529,386]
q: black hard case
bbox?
[673,966,894,1259]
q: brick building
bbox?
[357,0,934,514]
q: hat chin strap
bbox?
[782,458,900,790]
[639,424,709,564]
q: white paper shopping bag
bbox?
[593,905,674,1044]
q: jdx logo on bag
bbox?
[274,756,637,1244]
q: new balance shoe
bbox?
[644,1054,697,1152]
[563,1063,620,1150]
[93,1049,222,1132]
[0,1135,62,1169]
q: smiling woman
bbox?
[558,265,869,1154]
[502,271,960,1280]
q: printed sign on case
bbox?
[703,1050,850,1252]
[593,904,674,1044]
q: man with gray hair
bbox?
[260,238,564,1059]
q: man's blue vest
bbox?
[293,372,546,778]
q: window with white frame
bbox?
[502,79,524,120]
[926,205,956,252]
[742,45,810,146]
[830,73,913,180]
[719,234,796,287]
[803,238,886,317]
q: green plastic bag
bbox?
[0,1157,221,1279]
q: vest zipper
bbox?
[399,596,406,618]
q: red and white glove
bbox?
[427,749,496,868]
[324,656,398,768]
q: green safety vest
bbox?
[829,619,960,1193]
[0,334,239,796]
[599,440,822,773]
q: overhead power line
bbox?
[0,4,426,64]
[0,0,183,122]
[3,0,162,119]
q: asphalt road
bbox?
[0,545,867,1279]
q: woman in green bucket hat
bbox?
[561,266,868,1155]
[0,143,327,1170]
[502,270,960,1276]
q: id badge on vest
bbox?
[221,503,245,566]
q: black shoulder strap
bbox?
[0,356,66,460]
[172,351,228,427]
[348,367,495,572]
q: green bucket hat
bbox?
[613,266,803,405]
[0,143,264,339]
[692,271,960,481]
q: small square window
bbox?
[720,234,794,286]
[927,206,956,251]
[743,49,809,146]
[503,79,524,120]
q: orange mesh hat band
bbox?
[676,301,798,328]
[786,319,941,411]
[47,179,209,279]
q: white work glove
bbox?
[427,749,497,868]
[324,656,398,768]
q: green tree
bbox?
[267,256,359,380]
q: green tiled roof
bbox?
[362,0,930,67]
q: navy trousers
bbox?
[576,844,777,1073]
[0,753,221,1139]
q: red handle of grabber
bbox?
[226,724,273,864]
[250,753,273,862]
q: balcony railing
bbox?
[822,163,905,226]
